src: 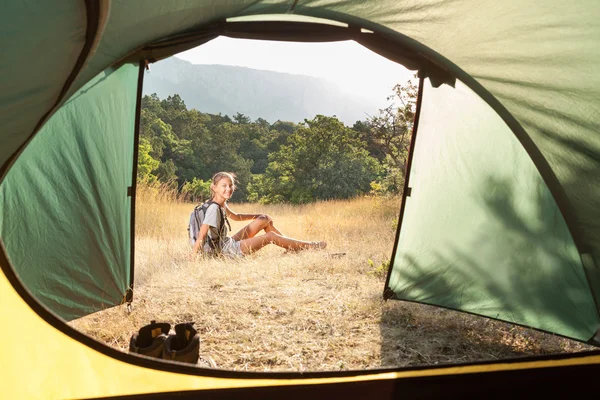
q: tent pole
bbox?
[125,60,146,306]
[383,72,425,300]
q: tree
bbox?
[155,159,178,183]
[238,119,281,174]
[255,115,380,204]
[141,93,164,118]
[233,112,251,125]
[201,121,253,201]
[181,178,211,202]
[138,92,410,203]
[366,78,418,193]
[137,137,159,182]
[160,94,187,113]
[352,120,385,162]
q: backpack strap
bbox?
[217,204,231,235]
[200,200,231,255]
[203,200,231,233]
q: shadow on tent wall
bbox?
[381,172,600,367]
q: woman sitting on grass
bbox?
[191,171,327,258]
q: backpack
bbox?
[188,200,231,254]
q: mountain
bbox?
[142,57,382,125]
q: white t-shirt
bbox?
[202,203,233,252]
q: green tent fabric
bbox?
[0,0,599,342]
[0,2,86,170]
[386,78,598,341]
[0,64,138,320]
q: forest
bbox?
[138,78,417,204]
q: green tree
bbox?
[181,178,211,202]
[238,118,282,174]
[137,137,159,182]
[367,78,418,193]
[160,94,187,113]
[155,159,178,183]
[256,115,380,203]
[233,112,251,125]
[139,108,176,160]
[141,93,164,118]
[202,121,253,201]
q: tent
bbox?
[1,1,599,398]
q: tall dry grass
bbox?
[70,182,594,371]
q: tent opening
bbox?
[2,11,598,381]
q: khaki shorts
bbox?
[203,238,243,258]
[221,239,243,257]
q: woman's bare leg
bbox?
[232,215,283,241]
[265,220,283,235]
[239,232,326,255]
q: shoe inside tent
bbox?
[1,1,600,398]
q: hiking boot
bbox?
[162,322,200,364]
[129,320,171,359]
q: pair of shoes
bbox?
[163,322,200,364]
[129,320,204,366]
[128,320,170,359]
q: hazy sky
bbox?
[176,37,414,104]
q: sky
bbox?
[176,37,415,104]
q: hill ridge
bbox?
[143,56,379,124]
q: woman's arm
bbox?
[192,224,210,254]
[225,203,269,222]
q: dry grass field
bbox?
[70,183,594,371]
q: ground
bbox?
[70,191,595,371]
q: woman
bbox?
[192,172,327,257]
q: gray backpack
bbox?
[188,201,230,253]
